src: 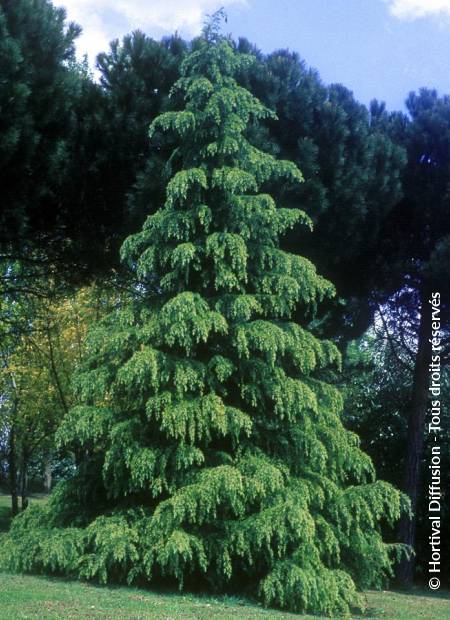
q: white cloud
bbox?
[386,0,450,20]
[58,0,247,63]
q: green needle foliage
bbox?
[0,14,408,617]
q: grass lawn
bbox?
[0,574,448,620]
[0,496,449,619]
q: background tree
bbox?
[342,330,450,585]
[232,45,406,340]
[359,90,450,585]
[1,21,407,616]
[96,31,187,232]
[0,284,114,513]
[0,1,185,288]
[0,0,84,280]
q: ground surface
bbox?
[0,496,449,619]
[0,574,449,620]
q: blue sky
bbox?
[59,0,450,111]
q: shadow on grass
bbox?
[388,586,450,600]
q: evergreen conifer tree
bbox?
[1,15,408,616]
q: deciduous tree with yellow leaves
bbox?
[0,285,112,513]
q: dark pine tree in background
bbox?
[370,89,450,586]
[0,0,80,246]
[0,1,185,290]
[233,45,406,342]
[94,31,187,242]
[1,15,408,616]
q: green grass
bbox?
[0,574,448,620]
[0,496,449,619]
[1,574,297,620]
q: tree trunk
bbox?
[20,453,29,511]
[396,285,432,586]
[8,424,19,517]
[44,457,52,493]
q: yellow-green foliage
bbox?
[0,17,409,618]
